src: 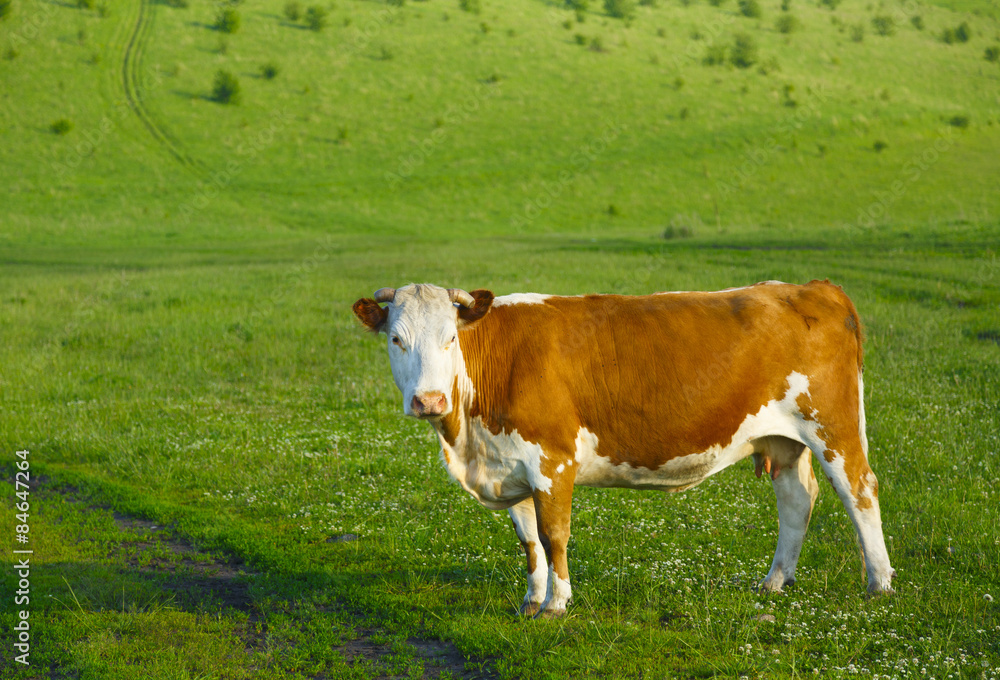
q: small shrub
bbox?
[589,35,605,51]
[261,62,279,79]
[480,21,490,32]
[639,0,658,5]
[305,5,327,30]
[819,0,840,9]
[376,45,394,60]
[284,1,301,21]
[673,75,685,89]
[873,140,888,152]
[948,115,970,128]
[730,31,758,67]
[708,0,726,6]
[604,0,636,19]
[566,0,589,8]
[738,0,761,18]
[942,22,971,43]
[663,214,700,238]
[338,126,349,143]
[3,47,18,60]
[607,204,620,216]
[657,27,667,36]
[0,0,13,20]
[703,43,726,64]
[459,0,481,14]
[575,33,588,44]
[985,46,1000,62]
[775,14,799,32]
[212,69,241,104]
[910,15,923,30]
[679,106,689,119]
[165,0,188,7]
[77,0,95,8]
[216,38,228,54]
[215,7,240,33]
[50,119,73,135]
[780,0,790,9]
[871,14,894,36]
[387,0,406,6]
[850,22,864,41]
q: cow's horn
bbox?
[373,287,396,303]
[448,288,475,308]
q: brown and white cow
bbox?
[353,281,894,617]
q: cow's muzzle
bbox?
[411,391,447,417]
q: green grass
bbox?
[1,0,1000,677]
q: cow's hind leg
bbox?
[756,436,819,592]
[811,442,895,594]
[508,498,548,616]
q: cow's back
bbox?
[458,280,862,472]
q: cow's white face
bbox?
[386,285,462,418]
[352,284,494,419]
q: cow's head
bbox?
[353,284,494,418]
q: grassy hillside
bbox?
[2,0,999,253]
[1,0,999,678]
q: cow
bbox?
[352,281,895,618]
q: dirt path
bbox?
[121,0,205,175]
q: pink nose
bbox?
[411,392,447,416]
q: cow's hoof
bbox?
[755,577,791,594]
[533,608,567,620]
[519,601,543,617]
[866,570,897,597]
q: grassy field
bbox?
[2,0,1000,677]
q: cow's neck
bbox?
[431,353,475,462]
[426,347,520,509]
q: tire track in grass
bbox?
[122,0,205,176]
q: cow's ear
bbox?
[457,289,494,329]
[353,298,388,333]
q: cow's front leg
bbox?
[508,497,548,616]
[532,466,576,619]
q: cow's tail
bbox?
[843,292,868,459]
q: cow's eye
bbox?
[392,336,402,347]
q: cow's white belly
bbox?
[573,430,755,491]
[436,371,820,505]
[576,371,819,491]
